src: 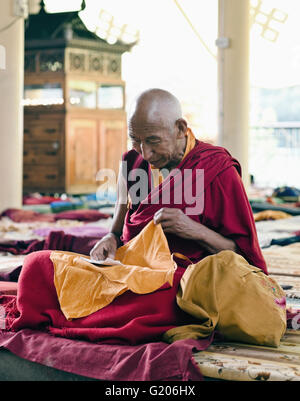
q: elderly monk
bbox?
[91,88,267,274]
[0,88,273,347]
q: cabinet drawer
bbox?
[23,165,61,189]
[24,122,61,142]
[23,142,60,165]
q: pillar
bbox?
[217,0,250,189]
[0,0,24,212]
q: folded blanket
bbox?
[54,209,110,222]
[0,255,26,282]
[1,208,110,223]
[1,209,55,223]
[0,281,18,296]
[33,225,108,238]
[0,239,44,256]
[0,230,104,257]
[23,196,65,205]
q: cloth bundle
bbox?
[164,250,286,347]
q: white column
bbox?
[0,0,24,212]
[217,0,250,189]
[28,0,41,14]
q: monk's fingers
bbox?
[154,208,178,224]
[153,209,163,224]
[160,219,177,231]
[154,212,171,225]
[153,213,162,224]
[90,249,107,261]
[90,242,108,260]
[107,252,116,260]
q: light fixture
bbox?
[93,8,139,45]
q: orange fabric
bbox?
[254,210,292,222]
[50,221,176,320]
[163,250,286,347]
[150,128,196,188]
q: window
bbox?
[69,80,97,108]
[23,83,64,106]
[97,85,124,109]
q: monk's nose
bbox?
[141,143,153,162]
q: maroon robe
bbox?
[122,139,267,274]
[0,140,267,346]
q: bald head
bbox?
[128,89,188,170]
[129,88,183,131]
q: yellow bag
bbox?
[164,250,286,347]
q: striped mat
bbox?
[263,243,300,300]
[194,329,300,381]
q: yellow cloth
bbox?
[254,210,292,222]
[163,250,286,347]
[150,128,196,188]
[50,221,175,320]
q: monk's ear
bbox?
[175,118,188,138]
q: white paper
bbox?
[80,256,123,266]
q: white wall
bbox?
[0,0,24,212]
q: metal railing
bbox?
[249,122,300,188]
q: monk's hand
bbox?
[90,233,118,261]
[153,208,197,240]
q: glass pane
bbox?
[23,83,64,106]
[69,80,97,108]
[97,85,124,109]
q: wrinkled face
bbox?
[129,118,185,170]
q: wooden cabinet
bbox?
[23,111,65,192]
[23,109,127,194]
[66,117,127,194]
[23,5,132,195]
[66,115,127,194]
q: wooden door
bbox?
[98,120,127,175]
[97,119,127,201]
[66,118,98,193]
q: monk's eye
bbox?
[146,139,161,145]
[130,137,141,145]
